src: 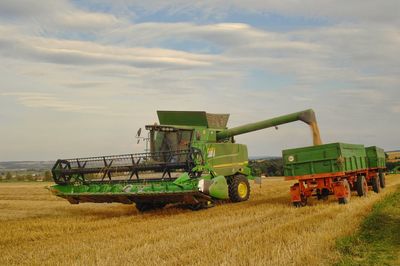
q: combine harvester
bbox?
[391,165,400,174]
[49,109,321,211]
[283,144,386,206]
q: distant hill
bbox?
[0,161,54,171]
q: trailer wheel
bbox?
[356,175,368,197]
[292,195,307,207]
[371,174,381,193]
[317,188,329,201]
[338,180,351,204]
[379,171,386,188]
[228,175,250,202]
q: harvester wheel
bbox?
[338,180,351,204]
[228,175,250,202]
[356,175,368,197]
[136,202,166,212]
[371,174,381,193]
[187,201,214,211]
[379,171,386,188]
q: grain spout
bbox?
[309,121,322,146]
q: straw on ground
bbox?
[0,175,399,265]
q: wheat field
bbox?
[0,175,399,266]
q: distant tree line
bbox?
[0,170,52,182]
[249,158,283,177]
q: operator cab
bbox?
[145,125,193,162]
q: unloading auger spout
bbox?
[216,109,322,146]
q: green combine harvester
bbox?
[49,109,321,211]
[391,165,400,174]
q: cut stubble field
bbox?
[1,175,399,266]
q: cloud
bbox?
[339,89,386,105]
[392,106,400,113]
[0,0,61,17]
[0,1,399,160]
[0,0,122,32]
[81,0,400,25]
[1,92,106,114]
[0,26,216,69]
[94,21,399,89]
[53,10,120,31]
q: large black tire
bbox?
[187,201,214,211]
[379,171,386,188]
[293,196,307,207]
[136,202,166,212]
[356,175,368,197]
[338,180,351,205]
[317,188,329,201]
[228,175,250,202]
[372,174,381,193]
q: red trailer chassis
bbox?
[286,168,386,207]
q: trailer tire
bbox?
[317,188,329,201]
[228,175,250,202]
[338,180,351,204]
[379,172,386,188]
[372,174,381,193]
[356,175,368,197]
[292,196,307,207]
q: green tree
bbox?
[5,172,12,180]
[44,171,52,181]
[26,174,34,181]
[16,175,25,182]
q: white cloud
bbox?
[95,21,400,89]
[1,92,106,114]
[0,1,399,160]
[0,26,216,68]
[339,89,386,105]
[84,0,400,25]
[392,106,400,113]
[53,10,121,31]
[0,0,122,32]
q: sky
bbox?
[0,0,399,161]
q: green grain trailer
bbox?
[283,143,367,176]
[283,143,386,207]
[49,109,322,211]
[365,146,386,188]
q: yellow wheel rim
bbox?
[238,182,248,198]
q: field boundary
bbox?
[336,184,400,265]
